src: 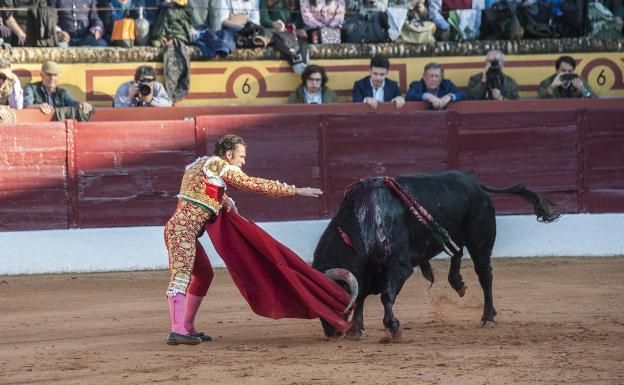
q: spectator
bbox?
[396,0,436,44]
[466,50,519,101]
[352,54,405,110]
[113,65,173,107]
[299,0,346,43]
[406,62,466,109]
[52,0,108,47]
[1,0,56,47]
[596,0,624,23]
[287,64,338,104]
[428,0,450,41]
[210,0,271,47]
[260,0,305,38]
[151,0,194,45]
[211,0,260,32]
[343,0,389,44]
[538,55,597,99]
[588,0,623,38]
[189,0,211,30]
[0,58,21,123]
[0,16,12,42]
[1,0,33,46]
[24,60,94,119]
[0,59,23,109]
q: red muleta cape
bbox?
[206,211,352,334]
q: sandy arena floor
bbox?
[1,257,622,385]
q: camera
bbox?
[132,80,152,106]
[559,73,578,91]
[138,81,152,96]
[560,73,577,82]
[486,59,502,93]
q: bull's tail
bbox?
[480,183,566,223]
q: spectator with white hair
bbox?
[466,50,519,101]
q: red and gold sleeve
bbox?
[222,169,296,197]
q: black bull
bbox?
[312,171,564,340]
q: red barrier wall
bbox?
[2,100,623,231]
[0,122,68,230]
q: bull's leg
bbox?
[448,250,467,297]
[345,297,366,340]
[472,253,497,327]
[419,261,434,285]
[381,263,412,341]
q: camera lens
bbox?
[138,82,151,96]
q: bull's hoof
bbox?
[379,327,402,343]
[324,334,340,340]
[480,320,496,328]
[457,284,467,297]
[345,329,362,341]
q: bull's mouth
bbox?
[324,268,359,313]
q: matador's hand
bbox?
[225,197,238,213]
[295,187,323,198]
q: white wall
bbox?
[0,214,622,275]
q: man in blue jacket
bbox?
[353,54,405,110]
[406,62,466,109]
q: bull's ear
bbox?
[325,268,358,313]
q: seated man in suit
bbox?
[353,54,405,110]
[406,62,466,109]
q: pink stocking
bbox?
[184,293,204,335]
[167,294,189,335]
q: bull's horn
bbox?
[325,268,359,313]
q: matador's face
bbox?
[226,144,247,168]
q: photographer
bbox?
[538,56,597,99]
[113,65,173,108]
[466,50,519,101]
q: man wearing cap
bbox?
[113,65,173,108]
[24,60,94,118]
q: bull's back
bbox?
[396,170,483,216]
[394,171,495,259]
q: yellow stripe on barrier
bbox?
[14,52,624,107]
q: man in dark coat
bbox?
[406,62,466,109]
[352,54,405,110]
[24,60,93,121]
[538,55,597,99]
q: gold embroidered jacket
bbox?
[177,156,296,214]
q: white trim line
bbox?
[0,213,622,275]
